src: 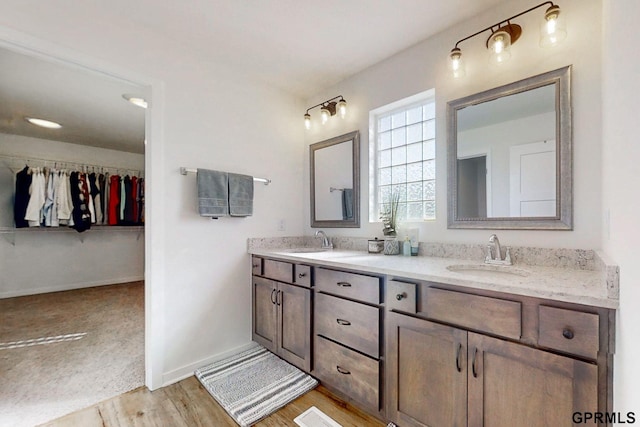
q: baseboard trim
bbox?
[161,341,257,387]
[0,276,144,299]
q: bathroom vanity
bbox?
[249,241,617,426]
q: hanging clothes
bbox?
[56,170,73,225]
[25,168,46,227]
[108,174,120,225]
[119,175,126,223]
[123,175,135,225]
[97,173,106,224]
[70,171,92,232]
[131,176,138,225]
[14,166,32,228]
[89,172,101,224]
[43,168,58,227]
[138,177,145,224]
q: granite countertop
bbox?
[249,247,619,309]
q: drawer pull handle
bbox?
[298,273,307,278]
[270,289,277,305]
[252,264,260,268]
[336,366,351,375]
[336,319,351,326]
[472,348,479,378]
[396,292,406,301]
[562,328,575,340]
[456,343,462,373]
[336,282,352,287]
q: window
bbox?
[369,89,436,223]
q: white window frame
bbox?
[368,88,436,224]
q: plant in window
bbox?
[380,190,400,236]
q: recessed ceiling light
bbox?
[122,94,148,109]
[25,117,62,129]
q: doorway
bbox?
[0,43,148,426]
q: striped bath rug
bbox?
[195,343,318,426]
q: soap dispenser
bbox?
[403,236,411,256]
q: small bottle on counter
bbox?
[403,236,411,256]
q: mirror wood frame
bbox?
[447,65,572,230]
[310,130,360,228]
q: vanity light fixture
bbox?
[449,1,566,77]
[122,94,148,109]
[25,117,62,129]
[303,95,346,130]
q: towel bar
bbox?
[180,167,271,185]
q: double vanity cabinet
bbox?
[250,250,615,426]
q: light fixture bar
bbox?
[303,95,347,129]
[451,1,557,50]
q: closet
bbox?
[0,44,147,427]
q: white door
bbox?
[509,140,556,217]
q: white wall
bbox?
[304,0,602,250]
[602,0,640,414]
[0,134,144,298]
[0,3,304,389]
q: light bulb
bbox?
[320,107,330,124]
[304,113,311,130]
[540,5,566,47]
[337,99,347,119]
[488,29,511,65]
[449,47,465,78]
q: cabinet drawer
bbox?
[315,293,380,358]
[251,256,262,276]
[538,306,600,360]
[263,259,292,283]
[316,268,381,304]
[422,288,522,340]
[294,264,312,288]
[387,280,417,314]
[314,335,379,410]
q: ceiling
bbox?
[0,0,506,154]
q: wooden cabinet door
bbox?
[252,277,277,352]
[468,332,598,427]
[386,312,468,427]
[277,282,311,371]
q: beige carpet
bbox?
[0,282,144,427]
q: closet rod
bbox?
[0,154,144,176]
[179,167,271,185]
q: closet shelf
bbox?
[0,225,144,234]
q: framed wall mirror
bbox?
[447,66,572,230]
[310,130,360,228]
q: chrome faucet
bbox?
[315,230,333,249]
[485,234,512,265]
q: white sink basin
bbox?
[446,264,531,277]
[283,248,331,254]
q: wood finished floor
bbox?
[41,376,385,427]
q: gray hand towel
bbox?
[229,173,254,217]
[342,188,354,220]
[197,169,229,217]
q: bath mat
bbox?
[195,343,318,427]
[294,406,342,427]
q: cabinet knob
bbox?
[396,293,406,301]
[336,318,351,326]
[562,328,575,340]
[252,264,260,268]
[336,366,351,375]
[298,273,307,278]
